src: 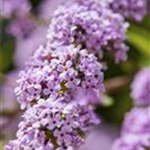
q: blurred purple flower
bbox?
[122,107,150,135]
[0,0,31,18]
[112,133,150,150]
[80,124,118,150]
[7,17,36,39]
[111,0,148,22]
[0,114,21,140]
[112,107,150,150]
[39,0,66,20]
[14,26,47,68]
[131,67,150,106]
[72,87,103,105]
[0,71,19,110]
[0,71,21,140]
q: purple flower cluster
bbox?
[5,0,148,149]
[131,68,150,106]
[47,0,129,63]
[5,100,99,150]
[122,107,150,135]
[112,67,150,150]
[8,40,104,149]
[110,0,148,22]
[5,1,112,148]
[15,44,104,109]
[0,0,31,18]
[112,107,150,150]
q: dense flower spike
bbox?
[5,100,99,150]
[110,0,148,22]
[5,0,148,149]
[47,0,129,62]
[15,44,104,109]
[112,107,150,150]
[131,68,150,106]
[0,0,31,18]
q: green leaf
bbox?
[0,37,15,73]
[0,141,6,149]
[127,24,150,57]
[139,55,150,67]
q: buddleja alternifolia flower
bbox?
[4,0,148,150]
[5,100,99,150]
[15,44,104,109]
[112,107,150,150]
[47,0,129,63]
[7,43,103,150]
[131,68,150,106]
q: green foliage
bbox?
[0,141,6,149]
[0,39,15,73]
[127,23,150,66]
[0,20,15,73]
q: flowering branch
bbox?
[105,76,130,93]
[3,0,148,150]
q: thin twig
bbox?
[105,76,131,93]
[0,108,20,117]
